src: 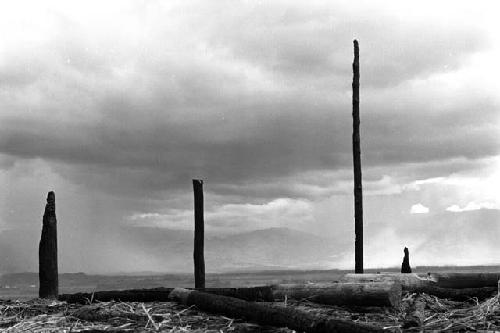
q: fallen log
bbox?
[169,288,383,333]
[59,286,274,304]
[60,283,401,308]
[428,272,500,289]
[341,273,497,300]
[342,273,434,289]
[410,285,497,301]
[272,282,401,308]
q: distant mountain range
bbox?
[0,208,498,274]
[119,226,342,272]
[0,226,340,274]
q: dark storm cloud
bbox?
[0,0,496,204]
[0,97,496,203]
[204,4,486,87]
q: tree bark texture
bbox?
[352,40,363,274]
[192,179,205,289]
[169,288,383,333]
[39,191,58,299]
[428,272,500,289]
[342,273,435,290]
[272,282,401,307]
[59,286,274,304]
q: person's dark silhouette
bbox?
[401,247,412,273]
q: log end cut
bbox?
[169,288,193,305]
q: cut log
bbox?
[272,282,401,308]
[428,272,500,289]
[410,285,497,301]
[169,288,383,333]
[59,286,274,304]
[342,273,497,300]
[342,273,434,290]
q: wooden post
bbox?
[193,179,205,289]
[39,191,58,298]
[352,40,364,274]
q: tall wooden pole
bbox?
[193,179,205,288]
[39,191,59,298]
[352,40,364,274]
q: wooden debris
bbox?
[4,290,500,332]
[0,298,252,332]
[169,288,384,332]
[342,273,497,300]
[342,273,434,289]
[428,272,500,289]
[59,286,274,304]
[410,285,497,301]
[272,282,402,308]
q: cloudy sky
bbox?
[0,0,499,273]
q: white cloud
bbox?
[127,198,315,233]
[446,202,498,212]
[207,198,316,232]
[410,203,429,214]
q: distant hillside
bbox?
[206,227,337,271]
[1,208,498,274]
[116,226,340,272]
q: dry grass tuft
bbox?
[399,292,500,332]
[0,298,282,332]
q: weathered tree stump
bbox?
[401,247,412,273]
[39,191,58,299]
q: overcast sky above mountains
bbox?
[0,0,499,273]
